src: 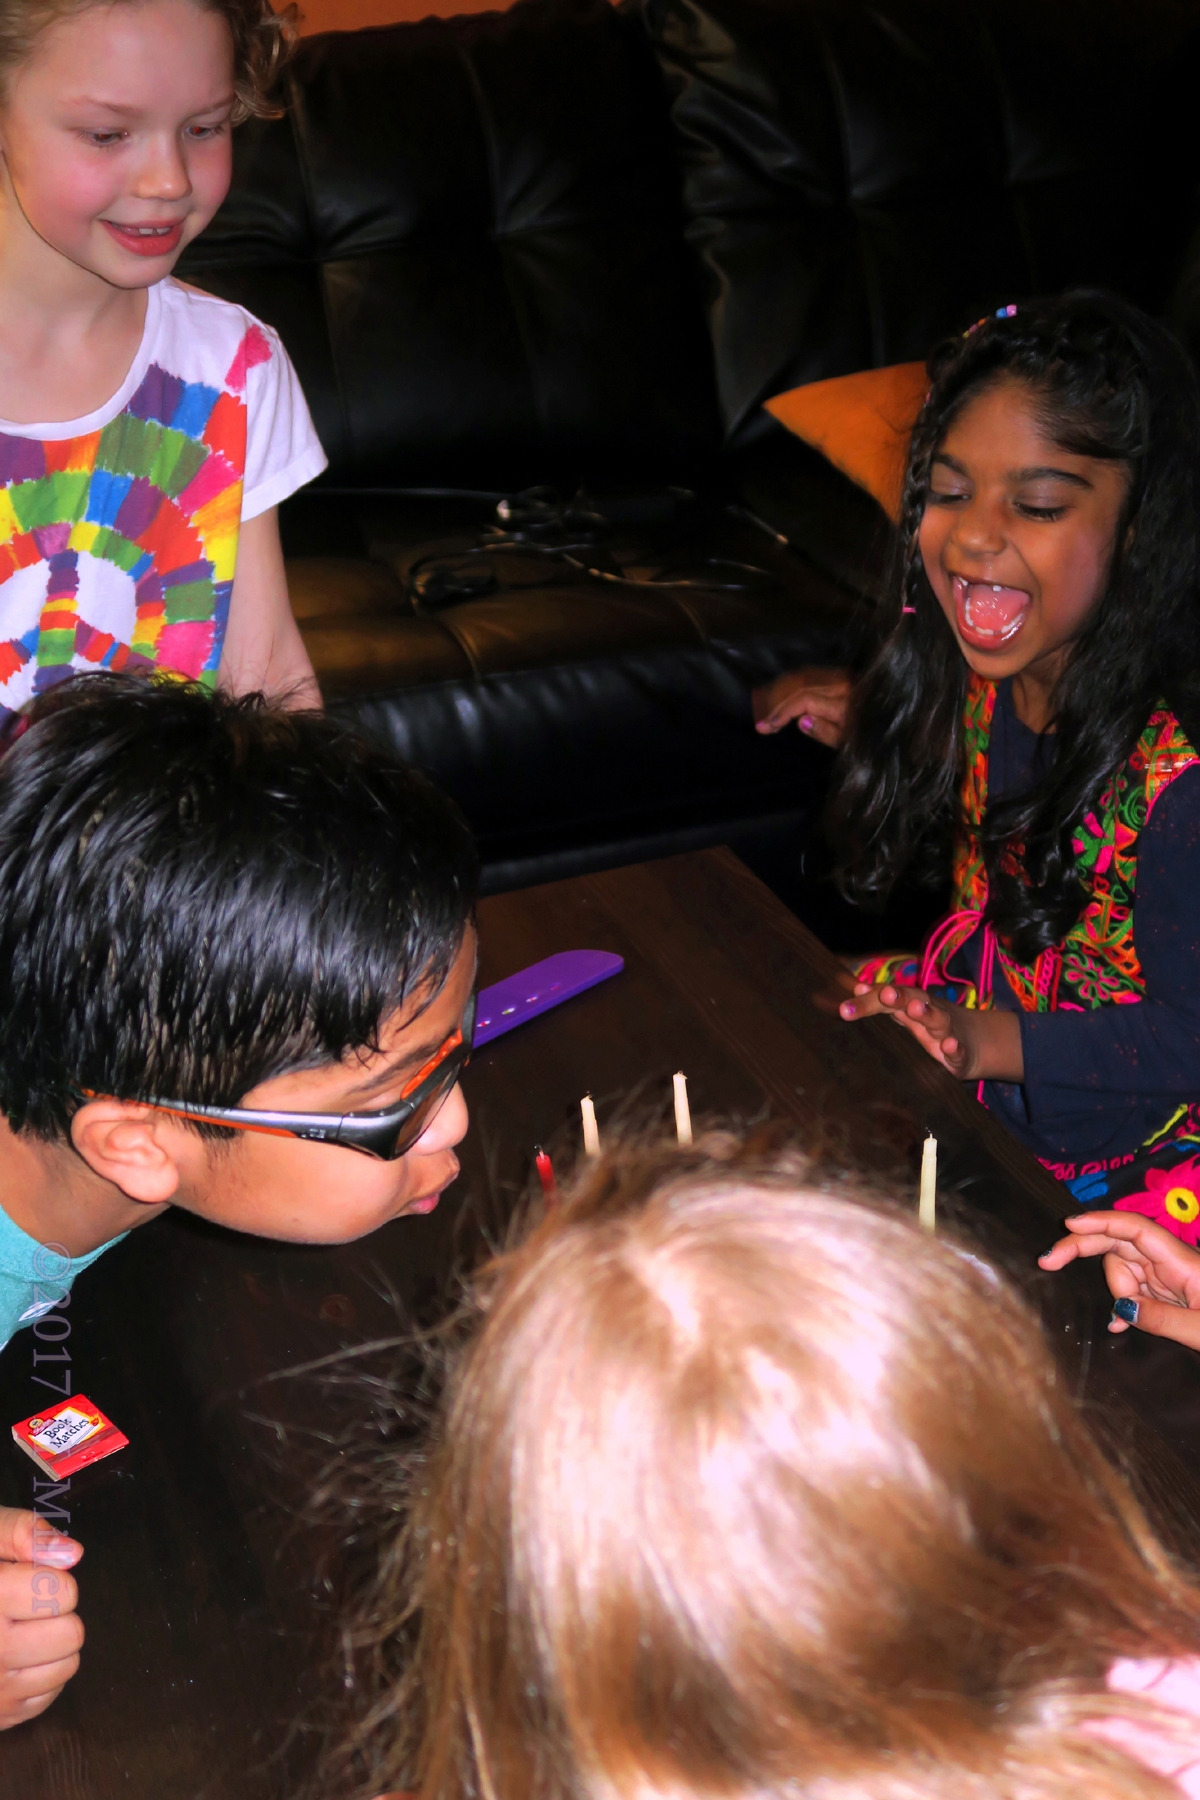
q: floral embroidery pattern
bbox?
[850,683,1200,1248]
[950,675,1198,1012]
[1115,1156,1200,1247]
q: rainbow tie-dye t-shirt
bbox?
[0,279,326,725]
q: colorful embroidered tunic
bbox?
[855,677,1200,1181]
[923,673,1199,1013]
[0,278,326,725]
[940,678,1200,1241]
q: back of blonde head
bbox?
[325,1138,1200,1800]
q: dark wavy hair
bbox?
[829,291,1200,962]
[0,673,477,1142]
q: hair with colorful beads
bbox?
[829,290,1200,960]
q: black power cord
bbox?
[405,485,778,614]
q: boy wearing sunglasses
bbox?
[0,673,479,1728]
[0,671,479,1362]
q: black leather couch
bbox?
[177,0,1200,895]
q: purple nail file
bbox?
[474,950,624,1047]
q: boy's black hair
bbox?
[829,289,1200,961]
[0,675,478,1143]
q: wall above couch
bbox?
[295,0,515,32]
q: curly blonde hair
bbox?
[0,0,298,121]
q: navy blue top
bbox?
[947,681,1200,1164]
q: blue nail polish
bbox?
[1112,1297,1139,1325]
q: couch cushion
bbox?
[177,0,722,488]
[647,0,1200,446]
[279,489,855,879]
[284,489,855,693]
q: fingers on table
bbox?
[1061,1211,1200,1294]
[1038,1236,1084,1270]
[0,1602,84,1727]
[837,980,892,1019]
[813,968,859,1014]
[0,1640,82,1688]
[847,982,939,1025]
[1038,1230,1158,1310]
[907,994,955,1039]
[1063,1210,1189,1254]
[0,1680,72,1731]
[0,1560,79,1624]
[0,1507,80,1569]
[1037,1222,1200,1347]
[0,1649,80,1722]
[1122,1297,1200,1352]
[1039,1226,1148,1272]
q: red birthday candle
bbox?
[535,1147,557,1202]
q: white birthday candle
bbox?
[918,1133,937,1233]
[581,1094,600,1158]
[673,1071,693,1146]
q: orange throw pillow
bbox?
[764,362,928,523]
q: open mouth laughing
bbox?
[951,574,1031,650]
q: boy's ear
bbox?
[69,1101,185,1206]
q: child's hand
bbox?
[0,1508,83,1728]
[752,667,850,747]
[1039,1212,1200,1350]
[823,974,1024,1082]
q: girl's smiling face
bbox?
[0,0,235,291]
[918,376,1131,724]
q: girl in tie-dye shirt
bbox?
[0,0,326,723]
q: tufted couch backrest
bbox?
[647,0,1200,446]
[178,0,722,488]
[180,0,1200,486]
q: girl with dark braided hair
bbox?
[805,293,1200,1232]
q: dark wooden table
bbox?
[4,847,1200,1800]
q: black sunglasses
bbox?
[82,995,475,1163]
